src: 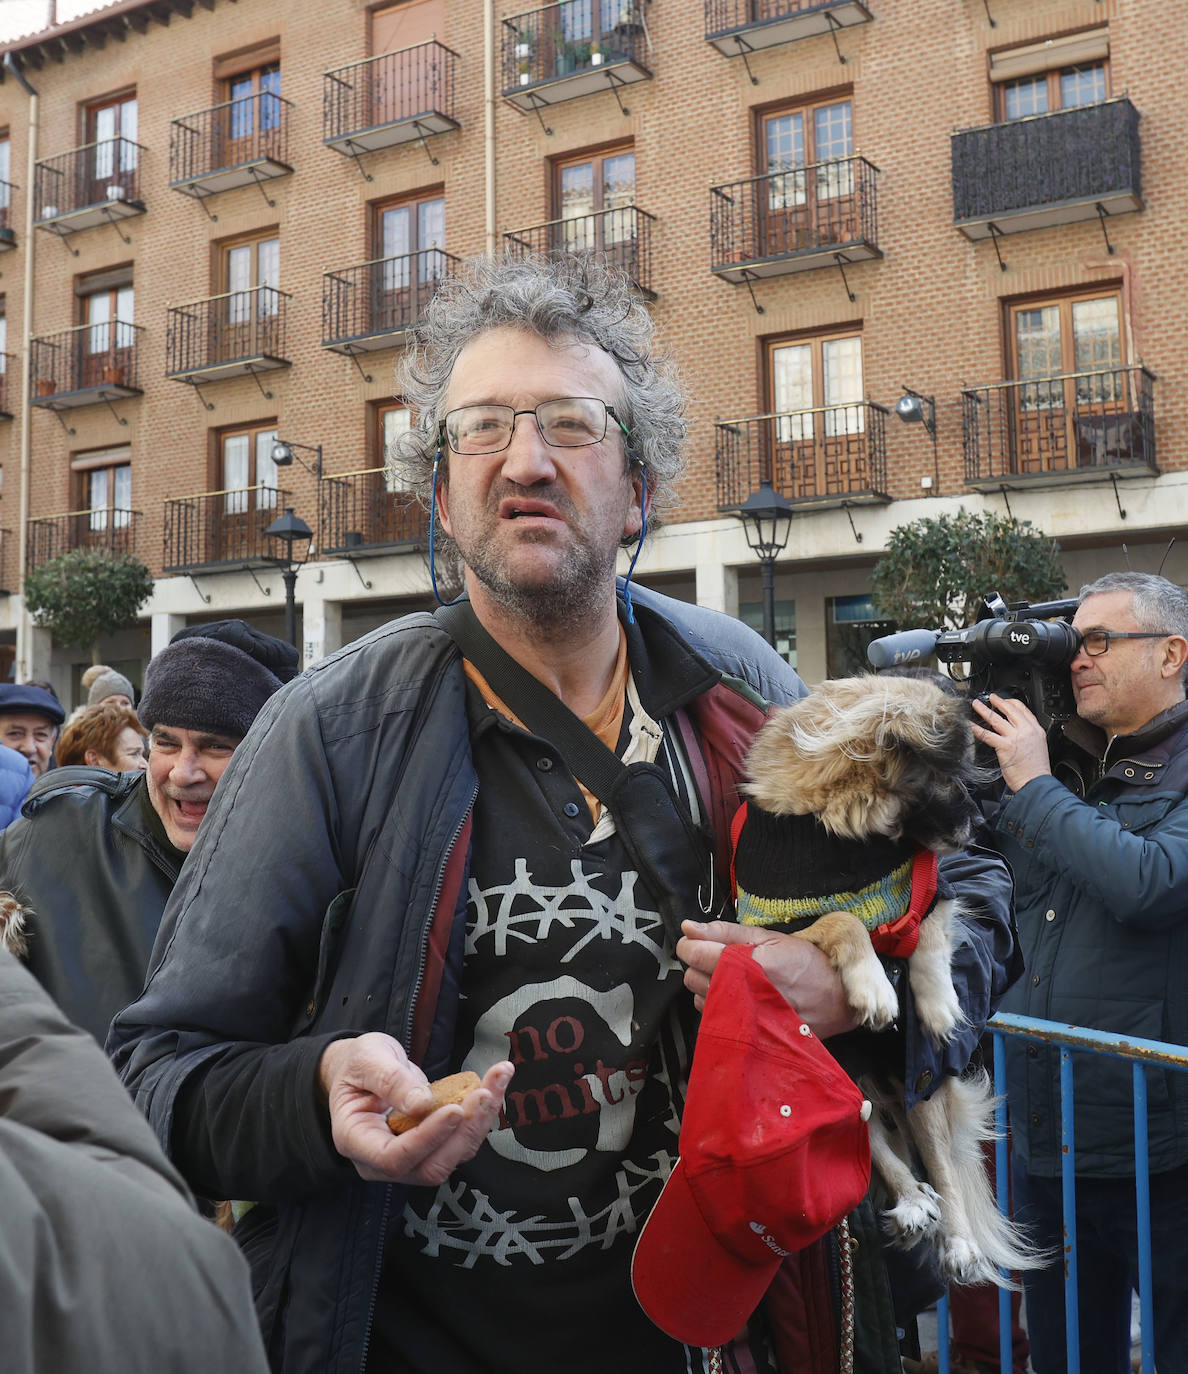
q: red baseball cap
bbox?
[632,944,872,1348]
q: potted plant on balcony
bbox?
[514,38,534,85]
[34,377,55,398]
[101,362,126,386]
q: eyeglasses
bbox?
[441,397,630,455]
[1079,630,1170,656]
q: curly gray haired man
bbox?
[392,254,686,605]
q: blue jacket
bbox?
[998,697,1188,1177]
[0,746,33,831]
[110,587,1017,1374]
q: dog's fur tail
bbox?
[927,1070,1049,1287]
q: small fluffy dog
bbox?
[732,673,1036,1286]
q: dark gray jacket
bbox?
[0,767,184,1042]
[998,697,1188,1176]
[0,950,270,1373]
[110,587,1017,1374]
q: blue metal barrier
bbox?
[932,1012,1188,1374]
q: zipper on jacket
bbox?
[357,786,476,1374]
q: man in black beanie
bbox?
[0,626,288,1041]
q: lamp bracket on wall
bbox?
[834,252,855,302]
[243,564,273,596]
[1095,202,1116,255]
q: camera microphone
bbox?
[866,629,941,669]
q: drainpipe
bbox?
[4,52,37,681]
[484,0,496,254]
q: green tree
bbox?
[24,549,155,664]
[871,510,1067,631]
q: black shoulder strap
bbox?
[435,599,629,806]
[434,600,727,941]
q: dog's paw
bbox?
[882,1183,943,1242]
[913,978,964,1045]
[841,962,900,1032]
[937,1233,985,1284]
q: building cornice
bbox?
[0,0,227,74]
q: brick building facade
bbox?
[0,0,1183,701]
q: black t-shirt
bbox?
[369,677,707,1374]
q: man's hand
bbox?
[971,692,1052,793]
[318,1033,514,1186]
[677,920,859,1039]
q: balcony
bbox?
[711,156,880,282]
[166,287,291,386]
[952,97,1142,240]
[322,248,459,355]
[0,183,16,250]
[962,365,1157,491]
[502,1,651,117]
[170,92,293,203]
[163,485,292,572]
[705,0,873,58]
[34,139,145,236]
[26,508,141,572]
[0,359,12,418]
[30,322,144,410]
[320,470,428,555]
[716,402,889,511]
[324,42,460,158]
[503,206,657,297]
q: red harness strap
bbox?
[728,800,749,901]
[869,849,938,959]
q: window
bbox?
[373,193,445,322]
[0,135,10,229]
[78,273,134,388]
[769,331,864,441]
[758,98,856,253]
[739,599,796,668]
[220,423,279,513]
[991,29,1109,121]
[1007,288,1137,471]
[371,0,443,53]
[72,445,132,532]
[85,92,137,199]
[223,232,279,319]
[380,403,412,494]
[826,594,894,678]
[213,43,283,162]
[554,146,635,256]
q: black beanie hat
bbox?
[170,618,300,683]
[138,637,284,740]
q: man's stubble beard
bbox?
[462,528,620,632]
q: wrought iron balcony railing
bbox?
[319,469,429,554]
[0,181,16,248]
[30,322,144,407]
[322,248,459,354]
[503,205,657,296]
[502,1,651,115]
[711,155,880,282]
[705,0,873,57]
[952,97,1142,240]
[163,485,291,571]
[166,287,291,384]
[716,402,889,510]
[170,92,294,201]
[962,365,1157,489]
[0,358,12,417]
[26,508,141,571]
[34,139,145,234]
[324,41,460,156]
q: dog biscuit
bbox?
[386,1070,482,1134]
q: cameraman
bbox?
[971,571,1188,1374]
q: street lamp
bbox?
[271,439,323,478]
[736,484,793,649]
[264,506,314,649]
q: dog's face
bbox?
[744,675,980,850]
